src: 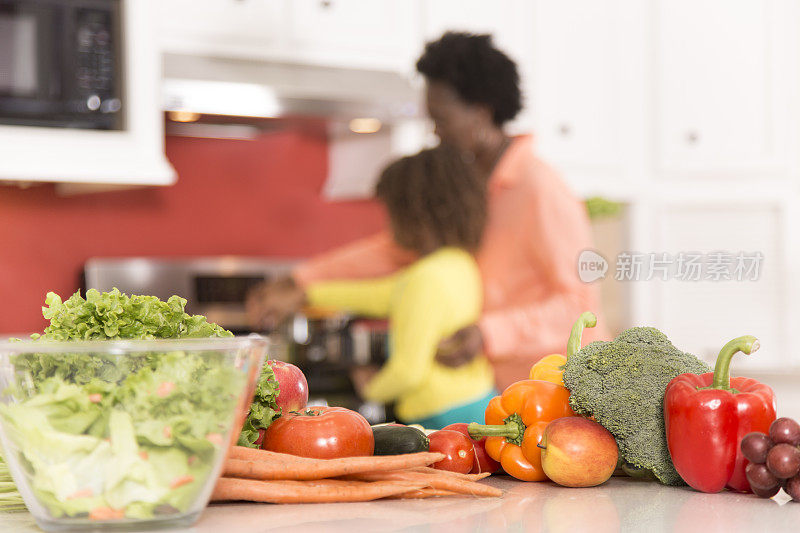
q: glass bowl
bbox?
[0,335,267,531]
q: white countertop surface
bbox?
[2,475,800,532]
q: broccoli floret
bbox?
[563,326,711,486]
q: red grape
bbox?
[766,443,800,479]
[752,484,781,498]
[785,475,800,502]
[740,432,773,464]
[745,462,780,494]
[769,417,800,446]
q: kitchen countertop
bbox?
[2,476,800,532]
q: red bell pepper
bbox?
[664,336,777,493]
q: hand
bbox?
[350,365,379,397]
[435,324,484,368]
[246,276,307,331]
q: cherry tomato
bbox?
[261,406,374,459]
[443,423,501,474]
[428,430,475,474]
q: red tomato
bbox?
[428,430,475,474]
[443,423,501,474]
[261,406,374,459]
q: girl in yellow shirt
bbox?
[305,146,496,428]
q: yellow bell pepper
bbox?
[529,311,597,386]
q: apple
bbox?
[539,417,618,487]
[267,360,308,413]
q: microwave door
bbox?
[66,3,123,128]
[0,2,61,122]
[0,0,121,130]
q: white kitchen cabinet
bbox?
[638,0,800,370]
[646,200,794,371]
[157,0,419,72]
[156,0,285,58]
[287,0,419,72]
[655,0,796,178]
[529,0,645,198]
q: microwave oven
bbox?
[0,0,123,130]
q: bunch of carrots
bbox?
[213,446,503,503]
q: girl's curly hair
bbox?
[376,145,487,254]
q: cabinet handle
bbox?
[558,123,571,137]
[686,130,700,144]
[320,0,332,8]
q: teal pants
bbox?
[406,390,497,430]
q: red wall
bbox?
[0,130,386,334]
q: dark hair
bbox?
[416,31,522,126]
[376,145,487,254]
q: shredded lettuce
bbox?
[0,289,270,521]
[0,453,25,512]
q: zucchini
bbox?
[371,425,430,455]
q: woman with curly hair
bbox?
[250,32,608,391]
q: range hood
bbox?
[162,53,422,123]
[161,53,433,201]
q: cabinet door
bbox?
[529,0,644,194]
[651,202,788,370]
[156,0,285,56]
[655,0,793,177]
[287,0,418,71]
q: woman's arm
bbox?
[294,232,418,287]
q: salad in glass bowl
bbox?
[0,289,267,531]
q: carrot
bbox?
[340,471,503,498]
[66,488,94,500]
[389,488,459,499]
[211,477,428,503]
[228,446,310,463]
[88,507,125,520]
[169,474,195,489]
[408,466,492,481]
[223,452,445,481]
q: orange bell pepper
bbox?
[467,380,575,481]
[529,311,597,386]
